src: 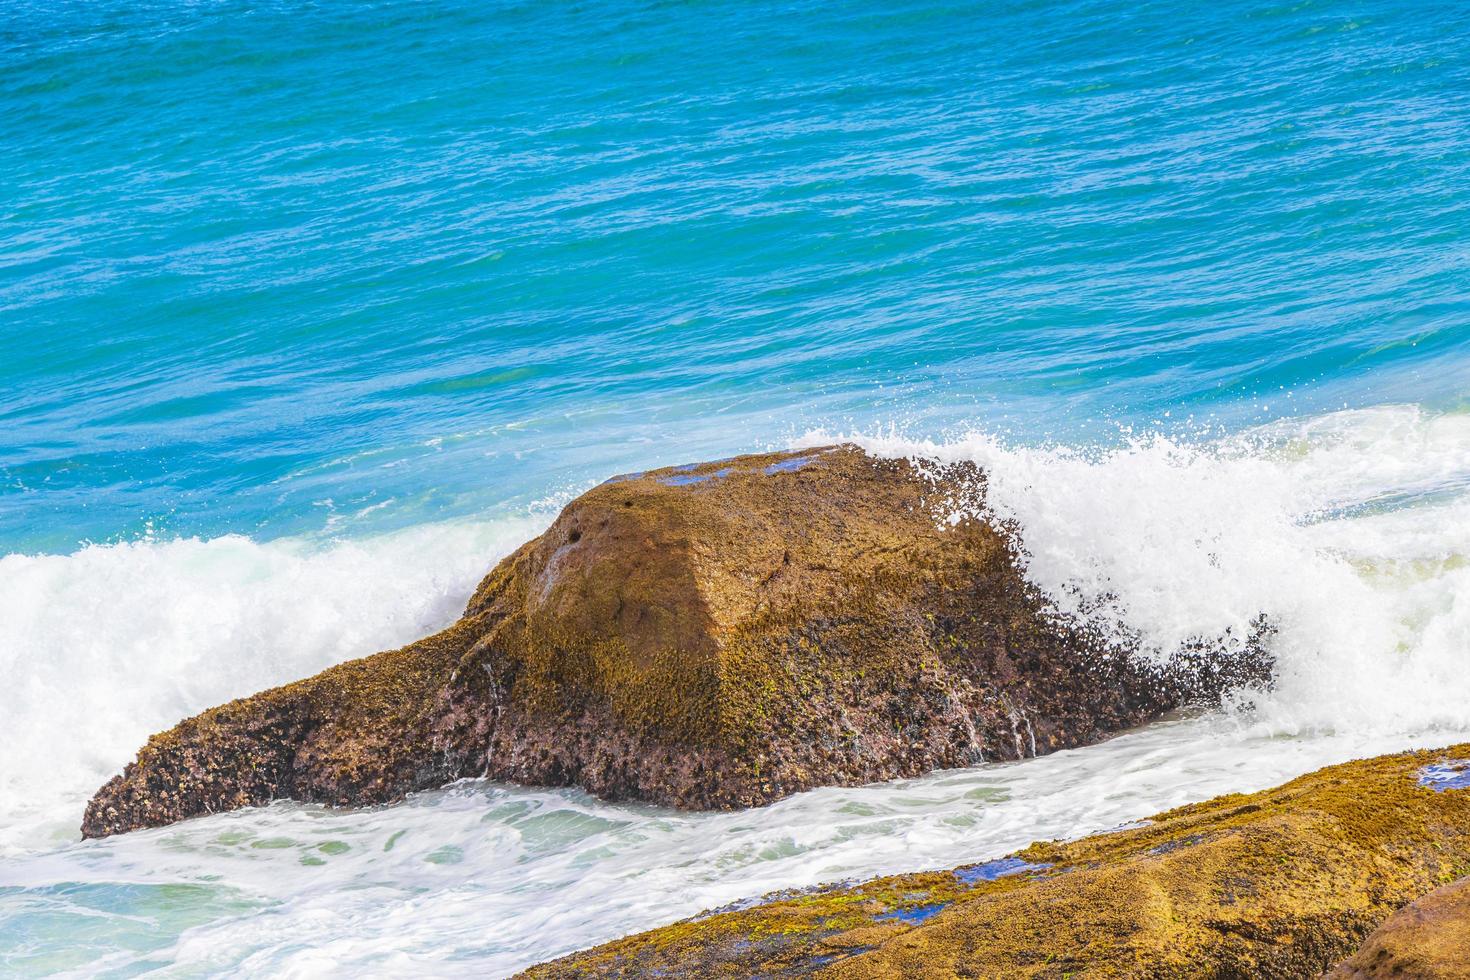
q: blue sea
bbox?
[4,0,1470,976]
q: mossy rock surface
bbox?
[1326,872,1470,979]
[521,745,1470,979]
[83,446,1258,838]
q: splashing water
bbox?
[825,403,1470,739]
[0,514,550,858]
[4,405,1470,977]
[8,0,1470,972]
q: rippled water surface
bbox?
[5,0,1470,551]
[4,0,1470,976]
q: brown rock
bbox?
[1326,874,1470,979]
[82,445,1264,838]
[522,746,1470,979]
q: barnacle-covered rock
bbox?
[83,446,1260,838]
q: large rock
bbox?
[1326,873,1470,979]
[522,746,1470,979]
[83,446,1261,838]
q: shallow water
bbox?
[9,718,1469,978]
[6,405,1470,976]
[6,0,1470,975]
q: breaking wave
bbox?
[818,403,1470,739]
[5,405,1470,977]
[0,514,549,855]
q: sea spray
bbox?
[815,403,1470,740]
[5,405,1470,976]
[0,513,549,855]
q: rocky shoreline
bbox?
[75,445,1470,977]
[522,746,1470,978]
[84,445,1265,839]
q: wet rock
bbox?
[522,745,1470,978]
[1326,873,1470,979]
[83,446,1263,838]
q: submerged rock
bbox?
[83,446,1261,838]
[1326,872,1470,979]
[522,745,1470,979]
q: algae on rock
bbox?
[84,446,1263,838]
[523,745,1470,979]
[1326,863,1470,978]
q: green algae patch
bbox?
[521,744,1470,978]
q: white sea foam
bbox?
[809,402,1470,739]
[3,719,1457,978]
[4,405,1470,977]
[0,514,549,856]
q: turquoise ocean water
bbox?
[6,1,1470,976]
[5,0,1469,553]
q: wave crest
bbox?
[805,404,1470,739]
[0,515,547,854]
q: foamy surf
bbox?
[4,720,1462,977]
[4,404,1470,977]
[816,402,1470,739]
[0,513,550,857]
